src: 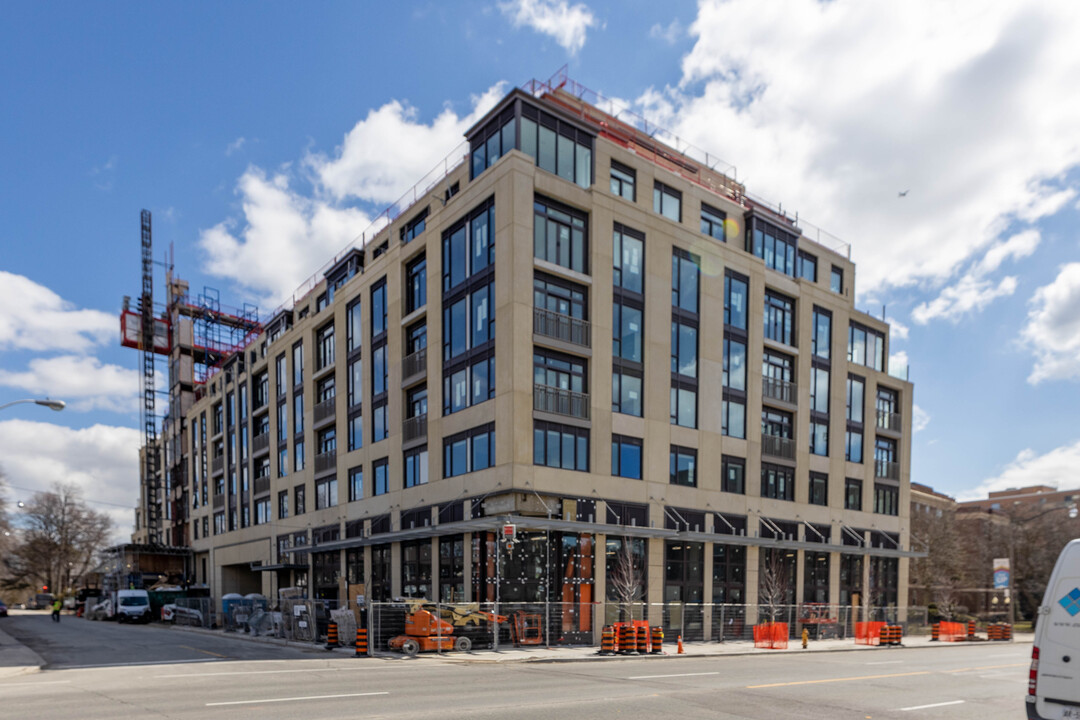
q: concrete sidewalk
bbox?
[0,622,45,678]
[164,621,1034,664]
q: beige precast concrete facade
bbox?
[176,87,915,614]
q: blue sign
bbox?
[993,569,1010,589]
[1060,588,1080,617]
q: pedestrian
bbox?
[51,597,62,623]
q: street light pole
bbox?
[0,398,66,412]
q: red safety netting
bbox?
[854,621,887,645]
[753,622,789,649]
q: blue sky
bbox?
[2,1,1080,537]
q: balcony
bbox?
[253,475,271,496]
[877,409,902,433]
[402,347,427,384]
[875,460,900,480]
[213,493,225,510]
[253,432,271,455]
[762,375,796,405]
[314,396,336,425]
[534,307,591,348]
[534,384,590,420]
[762,434,796,460]
[315,449,337,476]
[211,455,224,475]
[403,413,428,444]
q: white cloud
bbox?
[0,355,150,413]
[201,85,506,304]
[974,229,1041,276]
[309,84,505,205]
[0,272,115,353]
[912,404,930,433]
[959,438,1080,501]
[641,1,1080,299]
[225,137,246,156]
[911,275,1018,324]
[650,19,683,45]
[199,168,371,306]
[889,350,909,377]
[886,316,909,341]
[0,420,141,544]
[1021,262,1080,383]
[498,0,598,55]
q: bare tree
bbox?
[1,482,112,596]
[910,506,966,618]
[607,536,645,620]
[758,549,792,623]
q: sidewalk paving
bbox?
[163,621,1034,664]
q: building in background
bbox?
[137,73,918,639]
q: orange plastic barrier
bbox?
[855,621,887,646]
[939,621,966,642]
[753,622,789,650]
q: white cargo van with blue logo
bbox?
[1029,539,1080,719]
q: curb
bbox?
[0,624,45,678]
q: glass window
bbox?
[613,225,643,294]
[721,399,745,439]
[371,280,387,337]
[348,466,363,502]
[671,321,698,378]
[762,408,794,439]
[611,435,642,479]
[347,413,362,452]
[653,181,682,222]
[612,369,642,417]
[534,273,587,319]
[293,393,304,434]
[831,266,844,294]
[761,463,795,501]
[724,272,748,331]
[810,366,830,414]
[810,420,829,456]
[404,447,429,488]
[372,401,387,442]
[534,197,588,274]
[669,446,697,487]
[610,161,635,201]
[809,473,828,506]
[723,338,746,390]
[315,476,338,510]
[407,322,427,355]
[748,216,798,277]
[671,250,700,314]
[400,207,428,244]
[722,456,745,494]
[516,105,593,188]
[278,490,289,519]
[316,322,335,370]
[845,478,862,510]
[533,420,589,471]
[812,308,831,359]
[613,300,643,363]
[874,483,899,516]
[347,358,362,408]
[798,251,817,282]
[848,323,885,371]
[292,342,304,386]
[534,350,586,393]
[764,291,795,346]
[443,424,495,478]
[294,484,306,515]
[701,204,726,240]
[373,458,388,496]
[847,375,864,423]
[372,344,387,396]
[670,385,697,429]
[406,254,427,314]
[845,430,863,463]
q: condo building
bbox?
[153,76,916,641]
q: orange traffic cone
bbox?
[677,635,685,654]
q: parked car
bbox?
[0,600,8,617]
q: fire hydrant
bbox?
[802,628,809,649]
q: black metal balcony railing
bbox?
[314,396,336,424]
[211,455,224,475]
[403,413,428,443]
[252,432,270,454]
[315,450,337,475]
[877,409,902,432]
[253,476,271,496]
[534,307,591,348]
[213,493,225,510]
[762,375,796,404]
[403,347,427,381]
[875,460,900,480]
[762,434,796,460]
[533,384,590,420]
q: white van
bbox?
[115,589,151,623]
[1028,539,1080,719]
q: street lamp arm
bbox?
[0,398,66,412]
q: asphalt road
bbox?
[0,612,1032,719]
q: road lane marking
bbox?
[944,663,1024,673]
[628,672,720,680]
[53,658,220,670]
[156,668,373,678]
[206,691,388,706]
[747,670,931,688]
[179,645,227,658]
[898,700,965,711]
